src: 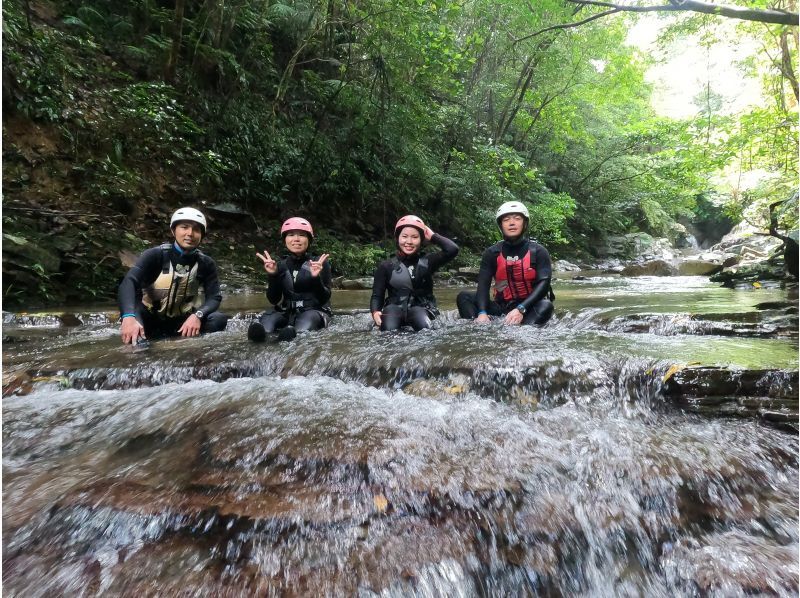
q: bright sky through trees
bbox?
[627,16,763,119]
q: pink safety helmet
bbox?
[280,217,314,239]
[394,215,426,238]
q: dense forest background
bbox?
[2,0,798,307]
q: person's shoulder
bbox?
[484,241,503,255]
[196,250,219,268]
[528,240,550,255]
[137,245,167,261]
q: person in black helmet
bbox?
[118,207,229,344]
[456,201,554,326]
[370,215,458,331]
[248,217,332,342]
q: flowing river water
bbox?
[2,275,798,596]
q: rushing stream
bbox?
[3,275,798,596]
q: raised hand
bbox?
[424,226,434,241]
[309,253,329,278]
[256,250,278,275]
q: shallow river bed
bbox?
[3,276,798,596]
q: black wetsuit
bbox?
[118,242,229,338]
[457,237,554,326]
[256,253,332,333]
[370,233,459,331]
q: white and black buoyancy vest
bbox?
[142,244,202,317]
[388,255,435,308]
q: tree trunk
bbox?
[164,0,186,83]
[494,56,533,143]
[779,30,799,103]
[769,199,799,278]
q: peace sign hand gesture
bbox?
[309,254,329,278]
[257,250,278,275]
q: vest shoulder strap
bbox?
[158,243,172,274]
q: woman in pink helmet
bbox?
[370,215,458,331]
[248,217,332,342]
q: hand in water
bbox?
[309,254,329,278]
[504,308,523,326]
[178,314,202,337]
[372,311,383,327]
[257,250,278,275]
[475,314,491,324]
[120,317,146,344]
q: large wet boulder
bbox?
[710,257,787,288]
[341,277,374,290]
[552,259,582,272]
[675,260,722,276]
[663,366,798,431]
[456,267,480,282]
[598,232,675,261]
[621,259,677,276]
[710,222,782,259]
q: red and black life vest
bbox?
[494,250,536,303]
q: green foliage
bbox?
[3,1,79,121]
[314,232,388,276]
[3,0,797,306]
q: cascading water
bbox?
[3,276,798,596]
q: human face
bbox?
[172,222,203,250]
[397,227,422,256]
[500,214,525,239]
[284,231,310,255]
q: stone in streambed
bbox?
[341,277,374,290]
[621,260,677,276]
[663,366,798,429]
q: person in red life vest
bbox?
[371,215,459,331]
[457,201,554,326]
[118,207,229,345]
[248,217,332,342]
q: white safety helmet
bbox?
[495,201,530,227]
[170,207,207,236]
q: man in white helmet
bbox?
[118,207,229,344]
[457,201,554,326]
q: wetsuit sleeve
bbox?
[370,261,390,313]
[475,248,497,313]
[266,262,285,306]
[117,247,163,316]
[312,259,332,305]
[425,233,459,271]
[518,244,552,312]
[197,257,223,315]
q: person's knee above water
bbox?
[118,207,230,345]
[371,215,459,332]
[248,217,332,342]
[456,201,554,327]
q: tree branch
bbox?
[514,9,620,42]
[521,0,798,39]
